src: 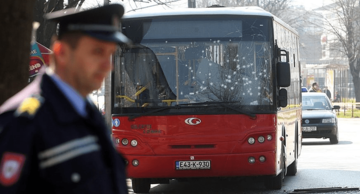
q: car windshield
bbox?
[302,95,332,110]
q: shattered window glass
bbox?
[114,16,274,113]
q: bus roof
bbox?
[123,6,273,19]
[123,6,297,35]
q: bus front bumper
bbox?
[124,152,277,178]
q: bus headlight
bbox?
[132,159,139,166]
[248,137,255,145]
[259,156,266,162]
[258,136,265,143]
[121,138,129,146]
[267,135,272,141]
[248,157,255,163]
[131,140,138,147]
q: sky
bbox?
[82,0,335,12]
[291,0,334,10]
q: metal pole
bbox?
[340,69,342,102]
[333,69,335,100]
[104,0,111,131]
[188,0,196,8]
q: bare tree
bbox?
[260,0,290,17]
[0,0,36,104]
[280,6,326,66]
[0,0,88,105]
[34,0,86,48]
[122,0,184,12]
[196,0,290,17]
[323,0,360,102]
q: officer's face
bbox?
[62,36,116,97]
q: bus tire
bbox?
[287,129,298,176]
[132,178,151,193]
[264,169,284,190]
[287,143,297,176]
[264,144,285,190]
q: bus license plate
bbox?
[176,160,211,170]
[302,126,317,132]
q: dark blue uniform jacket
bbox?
[0,73,128,194]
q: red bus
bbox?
[111,6,302,193]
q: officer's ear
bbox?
[53,40,71,67]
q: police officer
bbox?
[0,4,130,194]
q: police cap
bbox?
[44,4,131,45]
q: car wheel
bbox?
[330,127,339,144]
[330,135,339,144]
[132,178,151,193]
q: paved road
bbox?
[127,118,360,194]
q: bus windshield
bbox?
[113,16,274,114]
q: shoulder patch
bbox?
[0,152,26,186]
[15,95,44,118]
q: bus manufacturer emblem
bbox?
[185,118,201,125]
[305,119,309,124]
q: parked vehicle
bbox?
[302,93,340,144]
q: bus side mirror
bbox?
[333,105,340,110]
[277,62,291,87]
[279,89,287,107]
[278,49,289,62]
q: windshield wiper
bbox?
[128,101,256,120]
[128,106,179,121]
[128,101,213,120]
[178,101,256,119]
[207,102,256,119]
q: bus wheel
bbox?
[287,145,297,176]
[132,178,151,193]
[264,169,284,190]
[264,144,285,190]
[287,133,298,176]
